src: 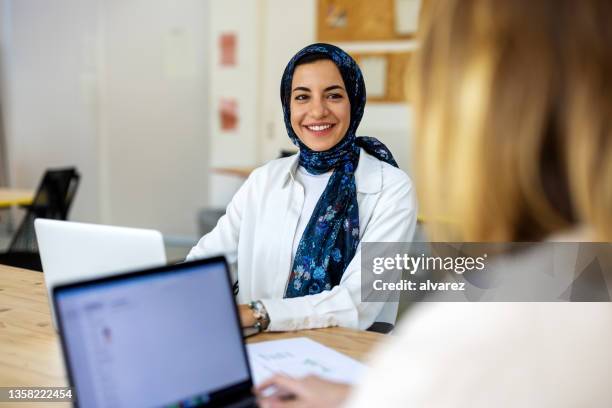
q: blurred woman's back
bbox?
[346,0,612,406]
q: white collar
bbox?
[280,148,382,194]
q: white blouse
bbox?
[186,149,417,331]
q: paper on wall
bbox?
[219,98,239,131]
[360,56,387,98]
[163,27,197,79]
[395,0,421,34]
[219,33,237,67]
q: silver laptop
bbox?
[35,219,167,328]
[53,257,256,408]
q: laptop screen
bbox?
[54,258,251,408]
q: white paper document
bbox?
[246,338,366,385]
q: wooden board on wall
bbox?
[317,0,418,42]
[351,52,412,103]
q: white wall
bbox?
[361,104,412,171]
[0,0,210,237]
[1,0,100,222]
[100,0,209,236]
[206,0,261,208]
[0,1,10,187]
[257,0,317,162]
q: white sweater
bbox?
[346,302,612,407]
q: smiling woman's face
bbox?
[290,59,351,152]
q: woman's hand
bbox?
[256,374,351,408]
[238,304,256,328]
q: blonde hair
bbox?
[412,0,612,241]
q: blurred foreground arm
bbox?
[256,375,351,408]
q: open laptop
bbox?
[53,257,257,408]
[35,219,167,328]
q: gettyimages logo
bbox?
[361,242,612,302]
[372,253,488,275]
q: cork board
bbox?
[317,0,418,42]
[352,52,412,103]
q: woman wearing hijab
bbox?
[187,44,417,332]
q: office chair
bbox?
[367,322,394,334]
[0,167,80,271]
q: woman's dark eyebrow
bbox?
[292,85,345,93]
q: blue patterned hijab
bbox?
[281,43,398,298]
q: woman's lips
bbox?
[303,123,336,137]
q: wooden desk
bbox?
[0,265,383,406]
[0,188,33,208]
